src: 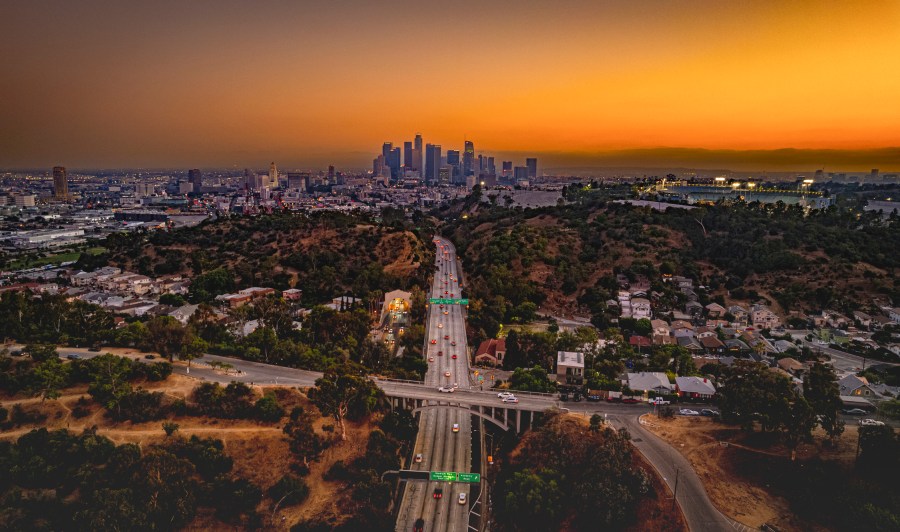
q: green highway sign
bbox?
[429,298,469,305]
[429,471,458,482]
[457,472,481,483]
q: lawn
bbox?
[5,246,106,271]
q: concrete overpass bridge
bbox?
[387,395,542,433]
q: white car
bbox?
[501,396,519,404]
[452,423,460,433]
[438,386,454,393]
[444,371,451,377]
[649,398,671,405]
[858,418,885,427]
[497,392,515,399]
[458,493,467,505]
[438,323,443,328]
[415,453,423,463]
[679,408,700,416]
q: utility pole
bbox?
[672,468,680,511]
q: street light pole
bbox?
[672,468,680,511]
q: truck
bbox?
[649,397,671,405]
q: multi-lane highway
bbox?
[395,238,473,532]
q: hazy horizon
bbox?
[2,1,899,171]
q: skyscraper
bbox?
[502,161,513,179]
[52,166,68,199]
[414,134,423,171]
[463,140,475,176]
[389,147,401,179]
[404,141,413,169]
[269,162,278,188]
[188,169,202,192]
[243,168,255,190]
[425,144,442,184]
[526,158,538,179]
[446,150,460,182]
[514,166,529,182]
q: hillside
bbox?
[88,211,433,305]
[443,185,900,340]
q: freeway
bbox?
[396,238,473,532]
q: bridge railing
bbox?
[371,376,427,386]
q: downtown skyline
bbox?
[2,1,900,171]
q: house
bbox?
[699,335,725,355]
[626,372,674,395]
[685,300,704,317]
[695,326,717,339]
[728,305,749,325]
[216,293,252,308]
[889,308,900,324]
[169,304,199,325]
[676,335,704,354]
[853,311,872,329]
[773,339,797,353]
[751,304,781,330]
[282,288,302,301]
[556,351,585,385]
[675,376,716,399]
[671,320,694,337]
[777,357,806,375]
[705,302,726,319]
[629,335,652,349]
[650,319,670,337]
[474,338,506,366]
[631,298,652,319]
[838,374,879,398]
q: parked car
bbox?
[88,346,102,352]
[679,409,700,416]
[700,409,720,417]
[622,397,640,404]
[458,493,467,505]
[66,354,81,360]
[144,354,156,360]
[586,394,602,402]
[502,396,519,404]
[859,418,885,426]
[649,398,671,405]
[843,408,868,416]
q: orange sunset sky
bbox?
[1,0,899,170]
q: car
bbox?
[415,453,423,463]
[66,354,81,360]
[502,396,519,404]
[438,323,443,328]
[433,488,443,499]
[452,423,460,433]
[451,354,457,359]
[414,518,425,532]
[438,386,454,393]
[498,392,515,399]
[679,409,700,416]
[444,335,449,340]
[445,291,448,295]
[450,341,456,346]
[10,349,23,357]
[88,346,102,352]
[622,397,640,404]
[587,394,601,402]
[843,408,868,416]
[649,398,671,405]
[145,354,156,360]
[458,493,467,505]
[444,371,451,377]
[439,304,444,309]
[437,351,443,356]
[859,418,885,426]
[452,382,459,388]
[700,409,720,417]
[428,356,434,362]
[443,310,449,315]
[431,339,437,345]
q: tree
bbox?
[634,318,652,337]
[29,357,71,401]
[162,421,180,437]
[24,344,58,363]
[502,470,564,531]
[146,316,204,364]
[283,407,325,466]
[804,362,844,440]
[508,366,555,393]
[307,363,382,441]
[188,267,235,303]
